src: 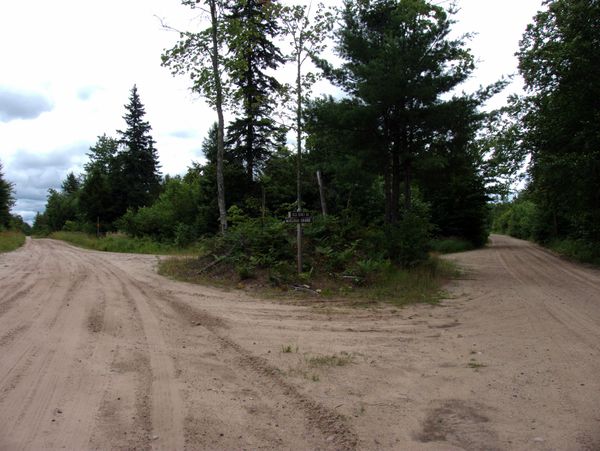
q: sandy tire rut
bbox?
[0,235,599,450]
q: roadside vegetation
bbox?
[49,231,204,255]
[0,161,30,253]
[491,194,600,266]
[0,231,26,253]
[486,1,600,266]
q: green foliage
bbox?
[548,239,600,266]
[50,231,202,255]
[225,0,285,181]
[384,210,433,267]
[118,175,201,242]
[429,237,475,254]
[322,0,487,222]
[161,0,230,110]
[36,86,162,236]
[203,210,294,278]
[0,161,15,229]
[80,136,120,226]
[0,231,25,253]
[115,85,162,213]
[8,215,31,236]
[348,258,457,306]
[504,0,600,244]
[491,198,539,240]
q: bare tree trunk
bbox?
[403,159,412,211]
[403,127,413,212]
[384,155,392,224]
[391,147,401,224]
[210,0,227,234]
[296,49,303,273]
[316,170,327,216]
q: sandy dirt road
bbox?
[0,234,599,450]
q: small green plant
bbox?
[311,373,320,382]
[306,352,354,368]
[468,359,486,369]
[281,344,299,353]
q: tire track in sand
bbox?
[87,255,185,451]
[133,277,359,450]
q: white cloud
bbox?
[0,87,54,122]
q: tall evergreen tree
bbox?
[116,85,162,212]
[225,0,285,182]
[324,0,477,223]
[0,161,15,229]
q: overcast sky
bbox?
[0,0,543,224]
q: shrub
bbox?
[203,207,294,275]
[385,210,433,267]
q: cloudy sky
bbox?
[0,0,543,224]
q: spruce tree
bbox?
[226,0,285,182]
[116,85,162,212]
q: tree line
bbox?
[490,0,600,262]
[29,0,599,269]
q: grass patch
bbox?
[429,237,475,254]
[547,238,600,266]
[48,231,204,255]
[306,352,354,368]
[159,254,458,307]
[0,231,26,253]
[347,258,459,306]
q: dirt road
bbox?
[0,235,598,450]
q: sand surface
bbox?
[0,235,599,450]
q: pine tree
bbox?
[116,85,162,212]
[61,172,80,195]
[226,0,285,182]
[328,0,477,223]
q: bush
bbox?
[117,176,202,244]
[385,210,433,267]
[202,208,294,278]
[549,238,600,265]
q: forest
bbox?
[2,0,598,277]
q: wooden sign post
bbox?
[285,211,312,274]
